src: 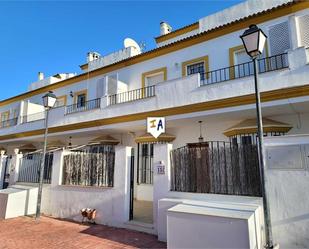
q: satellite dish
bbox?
[124,38,141,51]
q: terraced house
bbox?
[0,0,309,248]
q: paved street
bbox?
[0,216,166,249]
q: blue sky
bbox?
[0,0,243,101]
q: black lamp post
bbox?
[36,91,57,219]
[240,25,274,248]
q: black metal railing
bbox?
[66,98,101,114]
[108,85,155,105]
[18,152,54,184]
[201,53,288,86]
[21,111,46,124]
[170,141,261,197]
[0,117,18,128]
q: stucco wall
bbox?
[265,135,309,248]
[42,146,131,227]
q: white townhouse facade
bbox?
[1,0,309,247]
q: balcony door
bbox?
[145,72,165,87]
[233,49,252,78]
[1,111,9,128]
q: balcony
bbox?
[65,98,101,115]
[108,85,155,105]
[0,118,18,129]
[200,53,288,86]
[21,111,45,124]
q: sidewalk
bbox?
[0,216,166,249]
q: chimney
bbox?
[160,21,172,36]
[87,52,101,62]
[38,72,44,81]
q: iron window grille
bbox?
[137,143,154,185]
[187,62,205,81]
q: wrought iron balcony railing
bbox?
[0,117,18,129]
[108,85,155,105]
[66,98,101,115]
[201,53,289,86]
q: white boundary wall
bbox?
[41,146,132,227]
[152,143,264,246]
[265,135,309,248]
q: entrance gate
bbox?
[129,148,135,220]
[2,156,12,189]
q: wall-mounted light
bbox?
[70,91,74,98]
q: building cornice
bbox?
[0,0,308,108]
[1,83,309,141]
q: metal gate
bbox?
[1,155,12,189]
[170,141,261,197]
[129,148,135,220]
[18,152,53,184]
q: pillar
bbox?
[153,143,173,231]
[9,149,23,185]
[114,145,132,224]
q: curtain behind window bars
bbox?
[62,145,115,187]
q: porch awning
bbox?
[47,140,65,149]
[223,118,292,137]
[135,133,176,143]
[88,135,120,145]
[18,143,37,152]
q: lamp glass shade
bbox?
[42,92,57,108]
[240,25,267,58]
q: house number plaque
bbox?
[156,161,165,175]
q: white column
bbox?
[153,143,173,231]
[100,96,109,109]
[113,145,132,224]
[18,100,25,125]
[289,15,299,49]
[9,150,23,185]
[51,150,66,187]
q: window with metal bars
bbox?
[187,62,205,80]
[137,143,153,184]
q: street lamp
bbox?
[240,25,274,248]
[36,91,57,219]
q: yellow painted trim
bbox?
[56,95,67,107]
[135,136,176,143]
[1,83,309,141]
[80,64,88,70]
[155,22,199,44]
[73,90,87,104]
[0,1,308,108]
[229,45,245,79]
[141,67,167,89]
[224,126,292,137]
[182,56,209,77]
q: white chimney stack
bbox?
[38,72,44,81]
[87,52,101,62]
[160,21,172,35]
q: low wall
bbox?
[42,146,131,227]
[265,135,309,248]
[167,203,260,249]
[157,196,264,245]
